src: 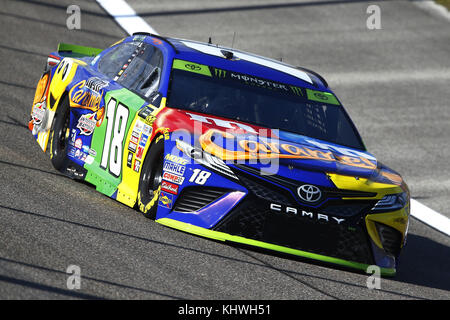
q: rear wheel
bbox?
[49,95,70,171]
[137,135,164,219]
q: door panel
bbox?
[84,88,145,197]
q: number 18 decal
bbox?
[189,169,211,185]
[101,98,129,177]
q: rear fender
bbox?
[30,56,81,152]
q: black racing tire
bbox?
[49,95,70,171]
[137,135,164,219]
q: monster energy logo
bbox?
[290,86,303,96]
[214,68,227,78]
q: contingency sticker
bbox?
[306,89,340,105]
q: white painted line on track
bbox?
[97,0,450,237]
[96,0,158,35]
[413,0,450,22]
[411,199,450,236]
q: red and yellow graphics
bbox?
[198,128,377,170]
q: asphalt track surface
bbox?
[0,0,449,300]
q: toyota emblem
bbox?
[297,184,322,203]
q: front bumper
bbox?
[157,163,409,276]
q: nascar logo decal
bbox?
[76,113,97,136]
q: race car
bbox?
[29,32,410,276]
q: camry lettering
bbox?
[269,203,346,225]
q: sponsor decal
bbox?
[133,159,141,172]
[132,120,144,136]
[163,161,186,176]
[162,171,185,185]
[31,102,46,125]
[306,89,340,106]
[199,129,377,170]
[161,127,170,140]
[136,145,144,160]
[172,59,212,77]
[128,141,137,153]
[159,191,173,209]
[76,113,97,136]
[138,105,157,119]
[73,148,88,162]
[85,77,108,93]
[185,63,201,71]
[143,115,156,126]
[230,72,289,91]
[74,138,82,149]
[139,134,148,147]
[214,68,227,78]
[161,180,179,195]
[69,80,105,126]
[164,154,189,165]
[142,124,153,136]
[290,86,304,96]
[68,146,76,157]
[130,133,139,144]
[270,203,346,225]
[85,155,95,165]
[127,151,133,168]
[88,148,97,157]
[70,129,76,145]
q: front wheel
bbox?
[137,135,164,219]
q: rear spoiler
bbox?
[44,43,103,72]
[57,43,103,56]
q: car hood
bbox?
[159,108,403,186]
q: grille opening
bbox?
[173,187,229,213]
[233,164,377,201]
[376,223,402,257]
[213,197,374,265]
[236,173,295,205]
[321,202,374,218]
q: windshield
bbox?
[98,41,163,98]
[167,59,365,150]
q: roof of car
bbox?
[137,33,330,91]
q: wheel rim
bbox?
[143,154,163,199]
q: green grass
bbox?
[435,0,450,10]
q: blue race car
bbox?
[29,33,410,276]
